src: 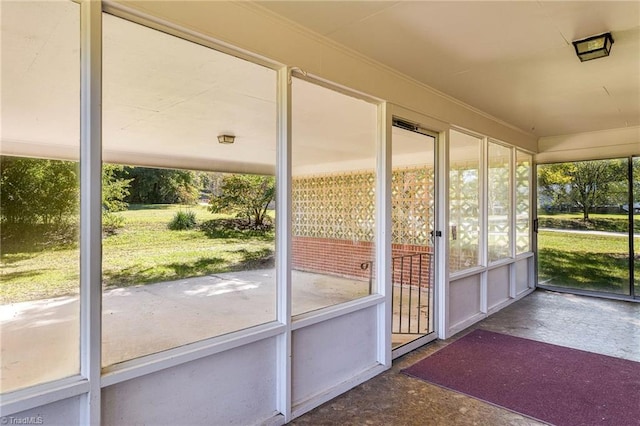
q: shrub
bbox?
[0,222,78,253]
[199,218,274,239]
[103,212,125,236]
[168,210,197,231]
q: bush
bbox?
[199,218,274,239]
[168,210,197,231]
[0,222,78,254]
[103,212,125,236]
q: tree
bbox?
[103,164,132,213]
[123,167,199,204]
[538,160,626,220]
[209,174,275,227]
[1,156,133,238]
[196,171,224,200]
[0,156,78,225]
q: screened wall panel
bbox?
[488,142,511,262]
[449,130,482,272]
[291,77,377,315]
[101,14,277,367]
[516,150,532,254]
[537,159,631,295]
[0,0,81,393]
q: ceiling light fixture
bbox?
[572,32,614,62]
[217,134,235,144]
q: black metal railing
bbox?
[392,252,432,335]
[360,252,433,335]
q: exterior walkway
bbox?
[1,267,432,393]
[1,269,368,392]
[290,289,640,425]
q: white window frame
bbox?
[0,3,389,422]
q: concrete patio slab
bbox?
[0,269,369,393]
[1,268,433,393]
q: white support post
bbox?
[79,1,102,424]
[437,129,450,339]
[509,147,517,298]
[275,66,292,422]
[510,147,517,260]
[480,138,489,314]
[376,102,392,367]
[480,137,488,268]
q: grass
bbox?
[0,204,274,303]
[3,207,637,302]
[539,213,627,220]
[538,230,638,294]
[538,213,639,233]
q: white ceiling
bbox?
[258,0,640,137]
[2,1,637,175]
[1,3,379,174]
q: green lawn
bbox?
[0,204,274,303]
[3,207,636,303]
[539,213,627,220]
[538,213,638,233]
[538,230,637,294]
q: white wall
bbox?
[447,258,535,338]
[515,258,533,296]
[449,274,482,330]
[292,307,379,410]
[487,266,511,311]
[102,338,279,426]
[3,396,81,426]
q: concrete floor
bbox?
[1,268,437,393]
[7,280,632,426]
[1,269,370,392]
[290,289,640,426]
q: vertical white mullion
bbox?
[275,67,292,422]
[376,103,392,367]
[481,138,488,268]
[480,138,488,314]
[531,154,538,289]
[79,0,102,424]
[509,148,517,298]
[436,129,449,339]
[510,148,517,259]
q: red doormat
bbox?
[402,329,640,426]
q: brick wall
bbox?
[292,237,433,287]
[292,237,374,281]
[291,166,435,288]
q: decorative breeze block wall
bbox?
[292,166,434,287]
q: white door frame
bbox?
[387,105,449,359]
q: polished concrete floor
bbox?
[290,289,640,426]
